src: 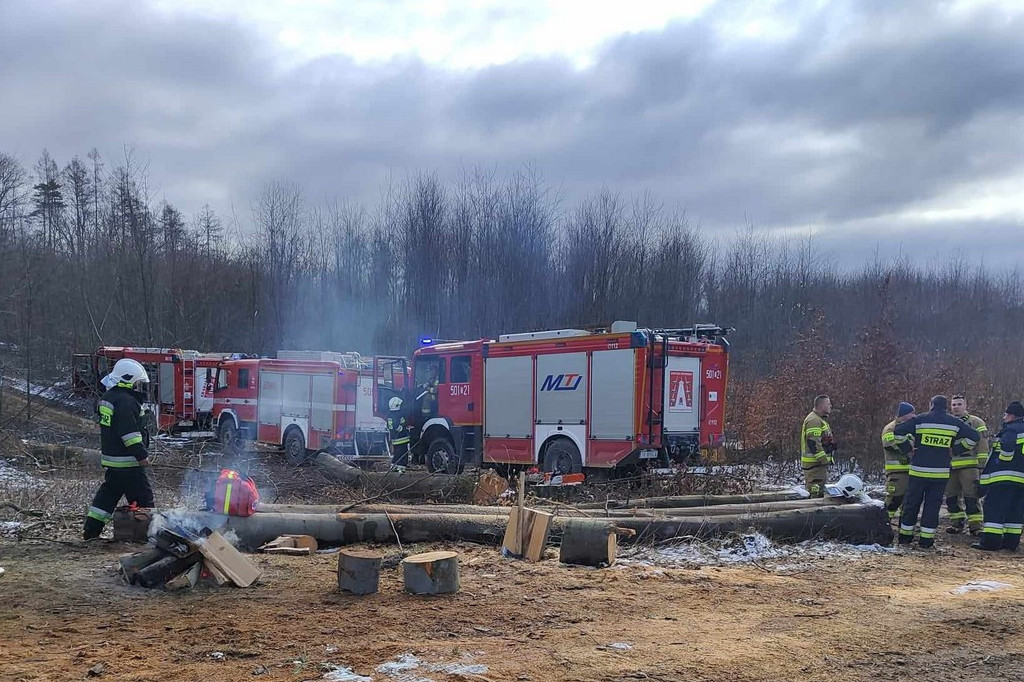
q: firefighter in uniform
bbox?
[881,402,915,522]
[83,359,155,540]
[800,395,835,498]
[893,395,980,549]
[973,401,1024,552]
[414,365,440,466]
[387,396,411,472]
[946,395,988,534]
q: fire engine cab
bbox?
[210,358,361,465]
[374,322,730,475]
[72,347,226,435]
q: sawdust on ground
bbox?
[2,534,1024,682]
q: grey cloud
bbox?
[0,0,1021,267]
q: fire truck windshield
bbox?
[413,357,445,387]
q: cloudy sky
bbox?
[1,0,1022,267]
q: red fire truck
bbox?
[210,358,361,464]
[373,323,730,475]
[276,350,397,457]
[72,347,228,434]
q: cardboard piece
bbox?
[263,546,313,556]
[472,470,509,505]
[203,560,231,586]
[197,531,262,587]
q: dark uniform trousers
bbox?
[899,476,947,548]
[978,484,1024,551]
[84,468,155,539]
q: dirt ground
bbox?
[2,534,1024,682]
[3,389,1024,682]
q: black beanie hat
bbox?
[1006,401,1024,419]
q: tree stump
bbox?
[559,519,619,566]
[337,548,383,595]
[402,551,459,595]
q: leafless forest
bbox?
[1,147,1021,468]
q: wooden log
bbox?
[259,497,836,518]
[28,442,102,468]
[337,548,383,595]
[572,490,806,510]
[314,453,476,500]
[118,548,165,583]
[171,502,892,547]
[502,507,553,561]
[559,519,619,566]
[136,554,201,588]
[402,551,459,595]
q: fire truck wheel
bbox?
[218,418,240,453]
[426,438,462,475]
[543,438,583,475]
[284,427,310,466]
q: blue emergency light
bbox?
[419,337,434,346]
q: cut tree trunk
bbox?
[28,442,102,468]
[258,497,839,518]
[170,502,892,547]
[402,551,459,595]
[572,490,806,510]
[559,519,620,566]
[337,548,383,595]
[314,453,476,500]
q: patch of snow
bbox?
[369,652,488,682]
[620,532,897,569]
[322,667,373,682]
[0,520,24,537]
[3,376,82,408]
[0,459,37,488]
[951,580,1014,595]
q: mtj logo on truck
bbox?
[540,373,582,391]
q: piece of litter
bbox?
[608,642,634,651]
[322,666,372,682]
[209,652,225,661]
[325,645,339,654]
[87,663,105,677]
[951,580,1014,595]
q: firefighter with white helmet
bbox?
[387,396,411,473]
[83,358,156,540]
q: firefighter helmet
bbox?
[107,358,149,389]
[389,396,403,411]
[825,474,864,499]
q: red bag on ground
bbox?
[210,469,259,517]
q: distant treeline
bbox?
[1,147,1021,468]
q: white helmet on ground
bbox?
[388,396,403,411]
[825,474,864,499]
[107,358,149,389]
